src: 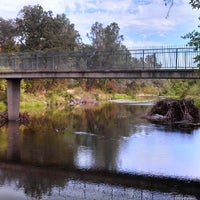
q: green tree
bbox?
[103,22,124,51]
[0,18,18,53]
[52,14,80,50]
[189,0,200,9]
[144,54,162,69]
[87,22,127,68]
[87,22,104,50]
[182,0,200,65]
[85,22,139,93]
[16,5,81,94]
[87,22,123,51]
[16,5,80,51]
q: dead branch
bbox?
[145,98,200,127]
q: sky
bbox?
[0,0,199,48]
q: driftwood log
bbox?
[144,98,200,127]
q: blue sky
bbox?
[0,0,199,48]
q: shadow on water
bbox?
[0,161,200,200]
[0,103,200,199]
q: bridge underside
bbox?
[1,69,200,79]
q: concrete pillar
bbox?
[7,79,21,121]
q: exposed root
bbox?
[0,112,30,128]
[144,98,200,127]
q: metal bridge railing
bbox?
[0,47,199,71]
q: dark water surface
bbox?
[0,102,200,199]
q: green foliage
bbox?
[189,0,200,9]
[161,80,196,98]
[0,18,18,53]
[87,22,104,50]
[0,102,6,111]
[20,100,46,109]
[16,5,80,51]
[86,22,129,69]
[0,80,7,102]
[183,80,200,97]
[20,91,46,107]
[0,128,7,156]
[182,0,200,65]
[24,79,47,94]
[87,22,124,51]
[182,31,200,50]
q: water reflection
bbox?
[7,122,20,162]
[0,165,198,200]
[0,103,200,199]
[1,103,200,177]
[18,103,143,171]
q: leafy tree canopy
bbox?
[87,22,124,51]
[182,0,200,65]
[16,4,80,51]
[0,18,18,53]
[190,0,200,9]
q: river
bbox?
[0,101,200,199]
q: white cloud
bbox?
[123,38,163,48]
[0,0,199,47]
[0,0,67,18]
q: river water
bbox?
[0,102,200,199]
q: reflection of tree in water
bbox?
[0,103,151,172]
[72,103,150,171]
[0,103,200,199]
[19,175,65,199]
[19,103,150,172]
[0,159,199,200]
[0,168,67,199]
[22,110,77,167]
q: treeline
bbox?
[0,4,160,99]
[0,4,199,103]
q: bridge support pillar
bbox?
[7,79,21,121]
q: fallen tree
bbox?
[144,98,200,127]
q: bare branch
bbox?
[164,0,174,18]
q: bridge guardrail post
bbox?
[14,55,16,71]
[176,48,178,69]
[142,50,145,69]
[53,56,55,70]
[126,50,128,69]
[184,51,186,69]
[36,54,38,70]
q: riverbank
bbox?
[18,89,154,110]
[1,83,200,112]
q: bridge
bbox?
[0,46,199,120]
[0,46,199,79]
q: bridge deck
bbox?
[0,69,199,79]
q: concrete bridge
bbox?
[0,46,199,120]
